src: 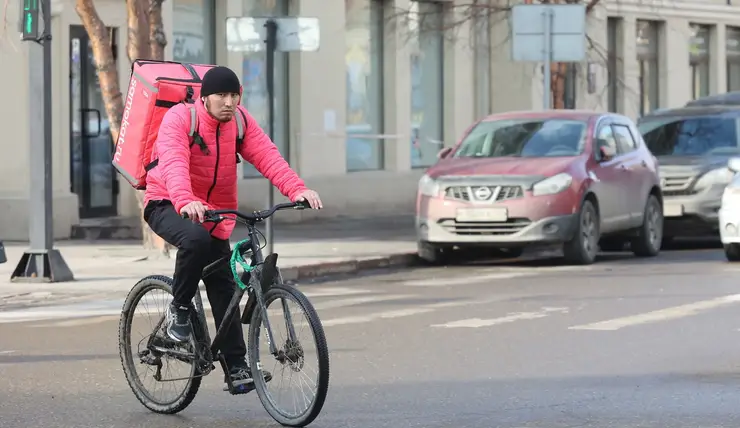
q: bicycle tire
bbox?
[118,275,202,414]
[248,284,330,427]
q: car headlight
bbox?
[418,174,440,197]
[695,167,734,189]
[532,172,573,196]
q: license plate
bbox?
[456,207,508,222]
[663,203,684,217]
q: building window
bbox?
[636,20,660,116]
[241,0,290,178]
[172,0,215,63]
[409,0,444,168]
[472,10,491,119]
[727,27,740,91]
[606,17,620,112]
[345,0,384,172]
[690,24,711,99]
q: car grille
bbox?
[660,175,698,197]
[445,185,524,202]
[438,218,531,235]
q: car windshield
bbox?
[637,115,740,156]
[452,118,588,158]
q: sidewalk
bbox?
[0,215,418,309]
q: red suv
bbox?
[416,110,664,265]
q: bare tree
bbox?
[75,0,171,256]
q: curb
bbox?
[279,252,421,282]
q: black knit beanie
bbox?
[201,66,241,97]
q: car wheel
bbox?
[417,240,452,265]
[563,199,600,265]
[724,244,740,262]
[631,194,663,257]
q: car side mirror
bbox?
[437,147,453,159]
[729,157,740,173]
[597,143,616,162]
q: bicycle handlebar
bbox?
[181,200,312,224]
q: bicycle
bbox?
[118,200,330,427]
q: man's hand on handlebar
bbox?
[179,200,210,223]
[293,189,323,210]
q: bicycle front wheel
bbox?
[248,284,330,427]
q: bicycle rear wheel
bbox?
[118,275,202,414]
[247,284,330,427]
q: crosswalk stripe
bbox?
[301,287,372,297]
[401,272,534,287]
[568,294,740,331]
[313,294,414,311]
[320,295,510,326]
[431,307,569,328]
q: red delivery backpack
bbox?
[112,60,247,190]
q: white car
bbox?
[719,157,740,261]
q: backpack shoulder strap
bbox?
[187,105,198,140]
[235,107,248,163]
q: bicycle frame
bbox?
[193,219,297,365]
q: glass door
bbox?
[69,25,118,218]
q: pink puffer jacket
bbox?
[144,99,308,240]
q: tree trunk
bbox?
[149,0,167,60]
[126,0,151,62]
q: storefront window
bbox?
[172,0,215,63]
[345,0,384,172]
[636,20,660,116]
[727,27,740,92]
[241,0,291,178]
[690,24,711,99]
[409,0,444,168]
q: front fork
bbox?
[242,259,298,357]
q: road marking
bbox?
[322,308,435,326]
[401,272,534,287]
[301,287,372,297]
[28,315,121,328]
[313,294,414,311]
[320,295,510,327]
[0,350,16,355]
[431,307,569,328]
[568,294,740,331]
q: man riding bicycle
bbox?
[142,66,322,390]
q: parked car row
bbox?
[415,92,740,265]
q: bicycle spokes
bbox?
[128,288,195,400]
[254,290,322,419]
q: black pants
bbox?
[144,200,247,363]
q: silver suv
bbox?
[637,96,740,242]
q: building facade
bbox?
[1,0,739,241]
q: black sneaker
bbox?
[224,358,272,392]
[165,303,192,343]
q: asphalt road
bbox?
[3,247,740,427]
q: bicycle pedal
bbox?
[223,382,255,395]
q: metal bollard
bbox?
[0,240,6,264]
